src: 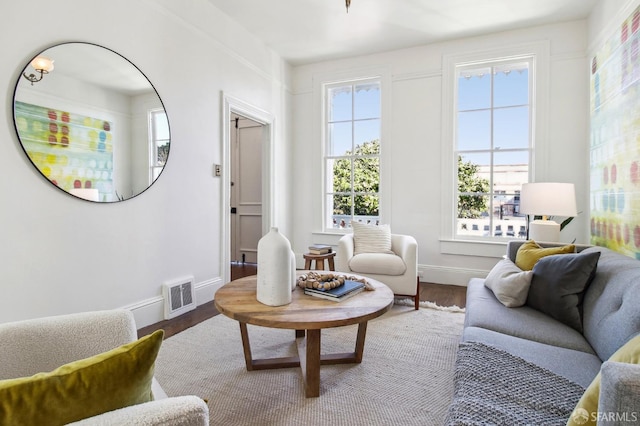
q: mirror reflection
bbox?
[13,42,170,202]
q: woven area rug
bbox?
[154,303,465,426]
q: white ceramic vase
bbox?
[256,227,294,306]
[290,250,297,291]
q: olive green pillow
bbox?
[567,333,640,426]
[0,329,164,426]
[515,240,575,270]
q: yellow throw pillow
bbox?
[515,240,575,270]
[567,334,640,426]
[0,329,164,426]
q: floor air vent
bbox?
[163,276,196,320]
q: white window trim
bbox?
[440,41,550,256]
[149,108,169,184]
[312,67,391,238]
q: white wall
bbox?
[0,0,291,326]
[291,20,591,285]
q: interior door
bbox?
[230,114,263,263]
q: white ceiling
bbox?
[207,0,599,66]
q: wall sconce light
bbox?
[520,182,577,242]
[22,56,54,85]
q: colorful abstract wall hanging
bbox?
[14,101,113,201]
[590,6,640,258]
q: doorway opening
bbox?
[222,93,274,284]
[230,113,264,265]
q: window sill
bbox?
[439,238,507,258]
[311,231,350,246]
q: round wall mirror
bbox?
[13,42,170,202]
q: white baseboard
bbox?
[123,277,224,329]
[419,264,487,286]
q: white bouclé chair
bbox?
[0,310,209,425]
[336,225,419,309]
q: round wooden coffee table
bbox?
[214,272,394,397]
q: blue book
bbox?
[304,280,365,298]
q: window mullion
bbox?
[489,67,495,234]
[350,85,355,219]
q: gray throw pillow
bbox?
[484,258,533,307]
[527,251,601,332]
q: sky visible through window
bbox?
[457,65,530,166]
[328,83,380,156]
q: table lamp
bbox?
[519,182,577,242]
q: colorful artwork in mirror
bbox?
[14,101,113,202]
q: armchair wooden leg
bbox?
[414,277,420,310]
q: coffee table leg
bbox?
[304,329,321,397]
[354,322,368,362]
[239,322,368,397]
[239,322,254,371]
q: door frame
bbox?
[221,92,274,284]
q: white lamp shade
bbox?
[30,56,54,72]
[520,182,577,217]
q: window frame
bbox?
[454,58,533,241]
[148,108,169,183]
[440,41,550,256]
[322,77,383,232]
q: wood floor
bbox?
[138,263,467,339]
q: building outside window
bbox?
[324,79,381,230]
[149,109,169,182]
[455,58,532,239]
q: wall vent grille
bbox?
[163,276,196,320]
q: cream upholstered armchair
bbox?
[336,223,419,309]
[0,310,209,425]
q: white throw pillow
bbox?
[351,222,394,255]
[484,258,533,308]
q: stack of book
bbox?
[304,280,365,302]
[308,245,332,255]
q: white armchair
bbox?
[336,232,419,309]
[0,310,209,426]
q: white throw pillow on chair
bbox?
[351,222,394,255]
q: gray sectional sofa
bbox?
[446,241,640,425]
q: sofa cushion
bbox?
[515,240,575,270]
[465,278,595,354]
[581,246,640,362]
[484,258,533,307]
[463,326,601,388]
[597,361,640,426]
[567,333,640,426]
[0,329,163,426]
[351,222,394,255]
[348,252,406,276]
[527,251,600,332]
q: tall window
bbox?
[149,109,169,182]
[324,79,381,230]
[455,59,532,239]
